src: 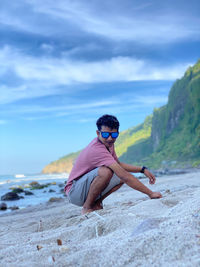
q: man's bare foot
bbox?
[93,200,103,210]
[81,201,103,215]
[81,207,94,215]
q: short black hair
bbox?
[96,114,120,131]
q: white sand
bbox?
[1,170,200,267]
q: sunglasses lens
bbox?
[101,132,109,138]
[111,132,119,138]
[101,132,119,138]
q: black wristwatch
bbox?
[140,166,147,173]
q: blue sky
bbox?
[0,0,200,175]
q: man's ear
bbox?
[96,130,100,137]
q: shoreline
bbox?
[0,173,67,213]
[1,168,199,214]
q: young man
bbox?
[65,114,162,214]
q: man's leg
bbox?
[94,181,124,209]
[82,166,120,214]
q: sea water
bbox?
[0,173,68,213]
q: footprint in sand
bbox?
[161,199,179,207]
[131,218,163,237]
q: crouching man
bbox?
[64,114,162,214]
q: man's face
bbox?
[96,126,118,148]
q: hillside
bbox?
[122,59,200,168]
[42,151,80,174]
[42,60,200,173]
[115,115,152,157]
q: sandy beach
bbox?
[0,170,200,267]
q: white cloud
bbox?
[0,46,191,82]
[1,1,199,43]
[32,1,198,43]
[0,45,192,105]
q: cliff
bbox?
[122,59,200,168]
[42,151,80,174]
[42,60,200,173]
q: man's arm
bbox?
[118,161,156,185]
[118,162,142,172]
[109,162,162,199]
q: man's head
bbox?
[96,114,120,148]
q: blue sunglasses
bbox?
[100,131,119,139]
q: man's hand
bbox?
[149,192,162,199]
[144,169,156,184]
[143,169,162,198]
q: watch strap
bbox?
[140,166,147,173]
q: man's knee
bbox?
[98,166,113,179]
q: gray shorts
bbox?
[68,167,121,206]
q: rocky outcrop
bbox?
[1,192,22,201]
[24,190,34,195]
[0,203,7,210]
[12,188,24,194]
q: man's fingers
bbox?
[148,173,156,184]
[150,192,162,199]
[149,175,156,184]
[144,170,156,184]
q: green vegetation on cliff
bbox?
[115,115,152,157]
[120,59,200,168]
[42,60,200,173]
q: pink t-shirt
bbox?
[64,137,118,194]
